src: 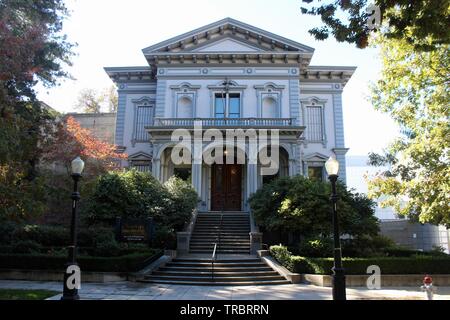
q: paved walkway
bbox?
[1,280,449,300]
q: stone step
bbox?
[139,279,291,286]
[191,232,250,235]
[146,275,285,282]
[189,247,250,251]
[172,258,261,263]
[152,270,279,277]
[159,266,274,272]
[189,250,250,254]
[189,242,250,245]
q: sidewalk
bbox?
[1,280,449,300]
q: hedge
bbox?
[270,245,450,275]
[0,250,162,273]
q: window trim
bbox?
[214,92,242,118]
[170,82,201,118]
[300,96,328,147]
[254,82,285,118]
[208,80,247,118]
[131,97,154,146]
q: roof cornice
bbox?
[142,17,315,55]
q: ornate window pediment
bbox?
[254,82,285,118]
[170,82,200,118]
[128,152,152,173]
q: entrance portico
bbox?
[148,121,303,212]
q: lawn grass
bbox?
[0,289,59,300]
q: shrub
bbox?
[0,221,17,244]
[341,234,397,257]
[298,237,333,258]
[163,176,198,230]
[13,225,69,247]
[152,226,177,250]
[11,240,42,254]
[270,245,450,275]
[249,176,379,240]
[0,251,162,272]
[82,170,197,233]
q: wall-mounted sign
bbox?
[115,217,155,244]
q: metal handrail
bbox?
[211,214,223,282]
[211,243,217,282]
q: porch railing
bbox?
[153,118,294,127]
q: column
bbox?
[152,158,161,182]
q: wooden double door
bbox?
[211,163,242,211]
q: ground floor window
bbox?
[130,161,151,173]
[308,166,324,182]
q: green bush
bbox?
[11,240,42,254]
[152,225,177,250]
[0,251,162,272]
[298,237,333,257]
[82,170,197,233]
[13,225,69,247]
[270,245,450,275]
[249,176,379,240]
[163,176,199,230]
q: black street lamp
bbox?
[325,156,346,301]
[61,156,85,300]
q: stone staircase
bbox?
[141,212,289,285]
[189,212,250,254]
[142,257,290,285]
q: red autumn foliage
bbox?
[43,116,127,175]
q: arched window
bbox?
[262,97,278,118]
[177,96,193,118]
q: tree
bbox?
[42,116,127,175]
[366,35,450,227]
[75,86,118,113]
[0,1,74,221]
[249,176,379,238]
[102,85,118,113]
[75,88,102,113]
[300,0,450,51]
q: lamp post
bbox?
[61,156,85,300]
[325,156,346,301]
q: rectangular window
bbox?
[130,161,151,173]
[215,94,225,118]
[306,106,323,141]
[308,166,324,182]
[228,93,240,118]
[135,106,153,141]
[214,93,240,118]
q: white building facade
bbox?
[105,18,355,213]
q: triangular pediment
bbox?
[142,17,314,55]
[192,37,262,53]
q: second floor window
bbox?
[135,105,153,141]
[214,93,241,118]
[306,105,324,141]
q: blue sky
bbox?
[36,0,399,156]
